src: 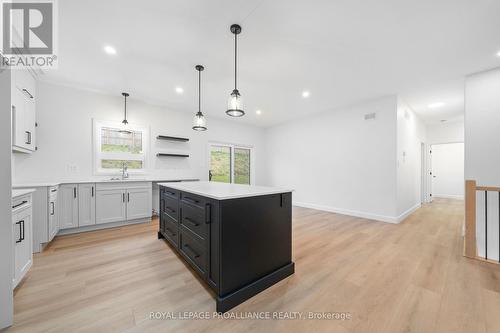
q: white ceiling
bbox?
[45,0,500,127]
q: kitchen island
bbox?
[157,181,294,312]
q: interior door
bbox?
[431,143,465,199]
[209,145,232,183]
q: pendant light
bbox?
[119,92,132,134]
[192,65,207,131]
[226,24,245,117]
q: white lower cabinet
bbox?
[127,188,153,220]
[95,189,127,224]
[59,184,79,229]
[78,183,96,226]
[12,194,33,288]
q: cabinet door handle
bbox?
[184,217,199,227]
[25,131,31,145]
[73,187,77,198]
[127,193,130,202]
[20,220,25,241]
[15,221,22,243]
[91,186,94,197]
[184,244,200,258]
[22,88,34,99]
[122,193,125,202]
[12,200,28,209]
[50,202,55,215]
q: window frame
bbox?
[93,119,150,175]
[207,142,255,185]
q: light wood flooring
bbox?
[8,198,500,333]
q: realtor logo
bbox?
[1,0,58,68]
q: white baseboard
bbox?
[433,194,464,200]
[56,217,152,236]
[396,203,421,223]
[293,201,400,224]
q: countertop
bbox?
[157,181,293,200]
[13,178,199,188]
[12,188,35,198]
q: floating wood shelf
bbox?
[156,153,189,158]
[156,135,189,142]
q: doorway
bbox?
[431,142,465,199]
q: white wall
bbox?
[12,81,266,185]
[264,96,399,222]
[427,120,464,144]
[0,61,13,329]
[465,67,500,261]
[396,100,427,217]
[431,143,464,199]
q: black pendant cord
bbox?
[198,69,201,113]
[124,95,127,121]
[234,32,237,90]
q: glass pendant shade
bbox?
[192,111,207,131]
[226,89,244,117]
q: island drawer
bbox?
[162,187,179,199]
[180,202,207,241]
[162,195,179,221]
[180,192,206,210]
[180,227,207,276]
[162,213,179,246]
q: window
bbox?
[209,143,253,185]
[93,120,149,174]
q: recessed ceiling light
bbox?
[256,110,262,115]
[175,87,184,94]
[440,119,447,122]
[302,91,310,98]
[428,102,445,109]
[104,45,117,55]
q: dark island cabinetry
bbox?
[158,183,294,312]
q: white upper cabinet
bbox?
[11,68,37,153]
[58,184,79,229]
[126,187,152,220]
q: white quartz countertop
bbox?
[157,181,293,200]
[13,178,199,188]
[12,188,35,198]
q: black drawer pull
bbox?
[166,191,176,196]
[12,200,28,209]
[184,217,199,227]
[50,202,55,215]
[25,131,31,144]
[22,88,34,99]
[184,196,199,204]
[165,206,176,214]
[165,227,176,236]
[184,244,200,258]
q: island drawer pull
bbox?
[184,244,200,258]
[184,217,199,227]
[12,200,28,209]
[166,190,176,196]
[165,227,176,236]
[183,196,199,204]
[165,206,176,214]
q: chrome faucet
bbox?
[121,162,129,179]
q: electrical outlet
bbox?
[67,164,78,173]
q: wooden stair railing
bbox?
[464,179,500,264]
